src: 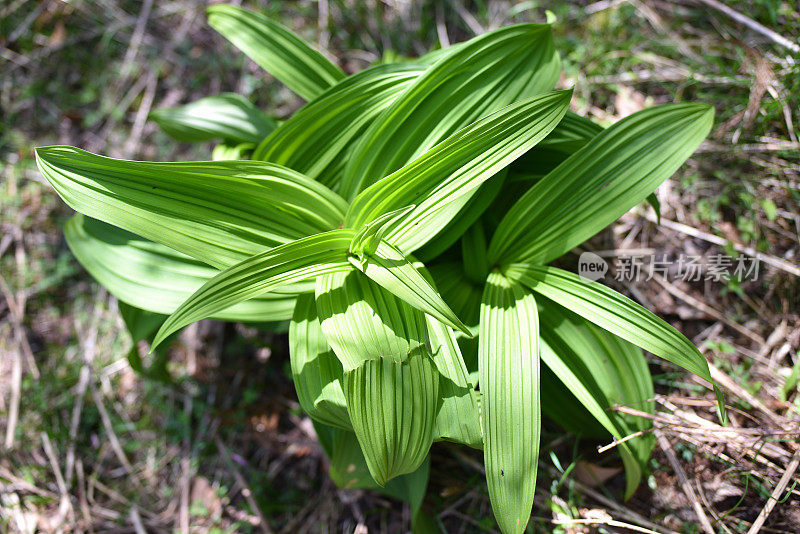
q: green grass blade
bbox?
[340,23,561,199]
[207,4,344,101]
[489,103,714,265]
[151,230,355,348]
[253,63,425,188]
[65,214,299,322]
[345,91,572,254]
[479,271,540,534]
[149,93,277,144]
[289,294,351,430]
[36,146,348,269]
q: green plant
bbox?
[35,5,723,532]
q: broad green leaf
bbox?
[36,146,348,269]
[426,317,482,448]
[414,169,506,263]
[506,264,721,398]
[289,294,351,430]
[346,91,572,253]
[253,63,426,188]
[207,4,344,101]
[152,230,355,348]
[461,220,490,284]
[479,271,540,534]
[349,239,470,335]
[343,348,440,485]
[537,297,654,498]
[507,111,602,180]
[65,214,297,321]
[315,423,430,518]
[428,262,483,328]
[340,23,561,199]
[489,103,714,265]
[149,93,277,144]
[315,269,429,372]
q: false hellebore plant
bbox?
[36,5,724,532]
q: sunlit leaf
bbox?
[346,91,572,253]
[36,146,348,269]
[489,103,714,265]
[253,63,426,188]
[343,347,439,485]
[65,214,298,321]
[341,23,561,199]
[289,294,351,430]
[152,230,355,348]
[207,4,344,101]
[480,271,540,534]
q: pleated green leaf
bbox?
[479,271,540,534]
[340,23,561,199]
[315,269,430,372]
[426,317,482,448]
[150,93,277,144]
[152,230,355,348]
[428,262,484,329]
[343,348,439,486]
[414,169,506,263]
[253,64,426,187]
[349,239,470,335]
[537,297,654,498]
[65,214,298,321]
[35,146,348,269]
[346,91,572,253]
[506,264,721,401]
[507,111,602,180]
[489,103,714,265]
[207,4,344,101]
[289,294,351,430]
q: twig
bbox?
[655,430,715,534]
[537,462,677,534]
[637,208,800,278]
[651,273,765,344]
[3,339,21,450]
[694,0,800,53]
[706,361,788,427]
[130,506,147,534]
[121,0,154,70]
[91,386,134,473]
[552,517,665,534]
[597,428,653,454]
[122,71,158,157]
[746,446,800,534]
[216,437,274,534]
[41,432,74,527]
